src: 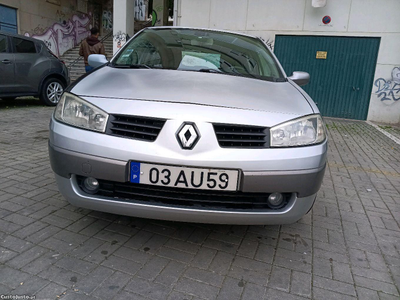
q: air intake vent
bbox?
[106,115,166,141]
[213,123,269,148]
[76,176,292,211]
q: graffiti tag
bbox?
[258,37,274,50]
[114,31,127,48]
[374,67,400,103]
[56,10,66,23]
[102,10,112,30]
[265,39,274,50]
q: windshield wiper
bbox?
[198,68,222,73]
[221,68,284,82]
[113,64,152,69]
[199,68,285,82]
[195,68,258,79]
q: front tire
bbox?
[40,78,65,106]
[1,97,16,102]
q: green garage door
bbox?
[274,36,380,120]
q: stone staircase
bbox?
[60,35,114,82]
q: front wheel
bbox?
[1,97,16,102]
[40,78,65,106]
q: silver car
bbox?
[49,27,327,225]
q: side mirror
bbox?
[88,54,108,68]
[288,71,310,86]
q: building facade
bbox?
[0,0,113,57]
[2,0,398,124]
[0,0,160,59]
[175,0,400,124]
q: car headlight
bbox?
[54,92,109,132]
[270,114,326,147]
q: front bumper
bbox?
[49,143,324,225]
[54,173,317,225]
[49,143,325,197]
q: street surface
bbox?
[0,99,399,299]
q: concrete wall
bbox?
[113,0,135,54]
[177,0,400,124]
[0,0,112,57]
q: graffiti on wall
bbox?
[25,14,91,57]
[374,67,400,103]
[258,37,274,50]
[103,10,112,30]
[135,0,146,21]
[56,10,66,23]
[265,38,274,51]
[32,25,46,36]
[88,3,101,31]
[152,4,163,26]
[114,31,127,49]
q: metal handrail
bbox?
[67,31,113,68]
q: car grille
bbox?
[106,115,166,142]
[77,177,291,211]
[213,123,269,148]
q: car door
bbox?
[12,36,43,93]
[0,34,15,93]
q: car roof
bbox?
[0,30,44,45]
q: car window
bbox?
[0,34,7,52]
[12,37,36,53]
[116,39,162,67]
[113,29,284,81]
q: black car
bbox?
[0,31,70,106]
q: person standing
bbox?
[79,27,106,73]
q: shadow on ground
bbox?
[0,97,45,109]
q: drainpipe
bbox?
[173,0,178,26]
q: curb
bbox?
[366,121,400,145]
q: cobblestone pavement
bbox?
[0,101,399,300]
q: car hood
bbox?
[71,66,314,115]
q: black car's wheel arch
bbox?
[39,73,68,93]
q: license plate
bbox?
[130,162,239,191]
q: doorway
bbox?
[274,35,380,120]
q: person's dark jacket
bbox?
[79,36,106,66]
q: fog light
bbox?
[83,177,99,194]
[267,192,284,208]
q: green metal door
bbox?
[274,36,380,120]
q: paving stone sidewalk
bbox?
[0,101,399,300]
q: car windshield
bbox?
[112,28,284,81]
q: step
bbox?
[61,48,112,56]
[60,36,115,79]
[63,53,113,59]
[62,51,113,57]
[67,67,84,71]
[64,55,112,63]
[62,46,112,53]
[68,65,85,69]
[62,54,81,57]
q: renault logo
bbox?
[176,122,200,150]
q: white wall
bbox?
[113,0,135,54]
[177,0,400,124]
